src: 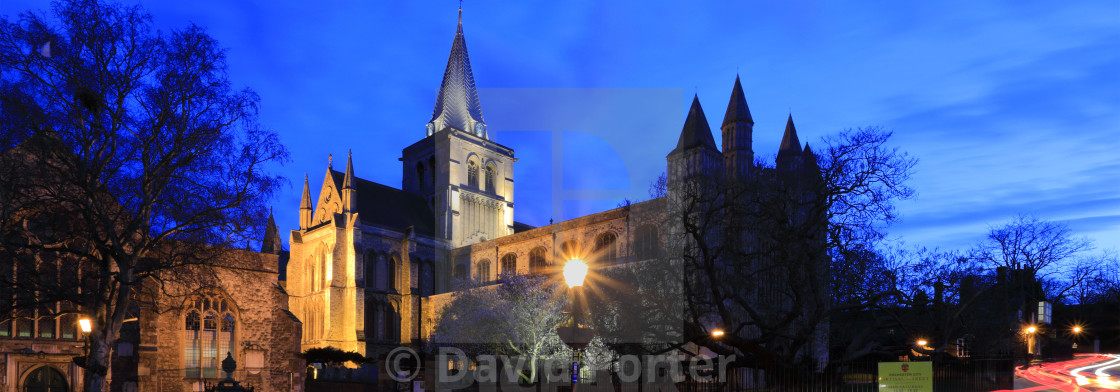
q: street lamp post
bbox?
[557,258,593,392]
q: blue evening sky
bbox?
[3,1,1117,253]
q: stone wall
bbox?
[137,250,304,392]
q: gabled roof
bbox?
[428,9,485,136]
[671,95,719,155]
[327,170,436,236]
[722,75,754,127]
[778,114,803,157]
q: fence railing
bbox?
[676,358,1013,392]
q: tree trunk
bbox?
[82,329,113,392]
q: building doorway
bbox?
[23,366,68,392]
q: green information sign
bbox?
[878,362,932,392]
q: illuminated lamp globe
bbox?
[563,259,588,288]
[79,318,92,333]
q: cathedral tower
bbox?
[667,95,723,187]
[721,76,755,180]
[402,9,515,248]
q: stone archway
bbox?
[22,366,68,392]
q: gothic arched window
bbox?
[500,253,517,277]
[389,254,401,292]
[184,293,236,378]
[595,232,619,265]
[453,263,467,281]
[416,162,426,189]
[476,259,491,282]
[467,160,479,188]
[561,240,583,261]
[485,163,496,192]
[428,156,437,186]
[365,250,377,289]
[529,247,549,275]
[635,224,659,260]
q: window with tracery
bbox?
[529,247,549,275]
[476,260,491,282]
[595,232,619,265]
[485,164,496,192]
[634,224,659,260]
[467,160,479,188]
[500,253,517,277]
[184,294,236,378]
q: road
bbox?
[993,354,1120,392]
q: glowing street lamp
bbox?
[558,258,593,389]
[1072,326,1082,334]
[563,258,588,288]
[712,330,725,338]
[1025,326,1037,334]
[917,339,928,347]
[78,318,92,333]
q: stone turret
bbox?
[721,76,755,180]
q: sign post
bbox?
[878,362,932,392]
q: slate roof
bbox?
[328,170,436,236]
[671,95,719,155]
[778,114,803,158]
[428,10,485,135]
[722,75,754,126]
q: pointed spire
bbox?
[427,8,486,138]
[261,207,282,254]
[342,149,355,190]
[673,95,719,154]
[299,174,313,230]
[778,114,802,157]
[341,149,357,213]
[722,75,754,126]
[300,174,312,210]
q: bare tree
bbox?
[974,215,1094,303]
[0,1,286,390]
[658,126,916,368]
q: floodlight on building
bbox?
[563,258,588,288]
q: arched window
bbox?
[635,224,659,260]
[453,263,467,281]
[410,257,420,290]
[184,293,236,378]
[485,164,496,192]
[467,159,479,188]
[529,247,549,275]
[500,253,517,277]
[302,296,324,344]
[23,366,68,392]
[561,240,583,261]
[416,162,426,189]
[595,232,619,265]
[476,260,491,282]
[365,250,377,289]
[428,156,437,186]
[389,254,401,292]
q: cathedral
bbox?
[286,8,824,363]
